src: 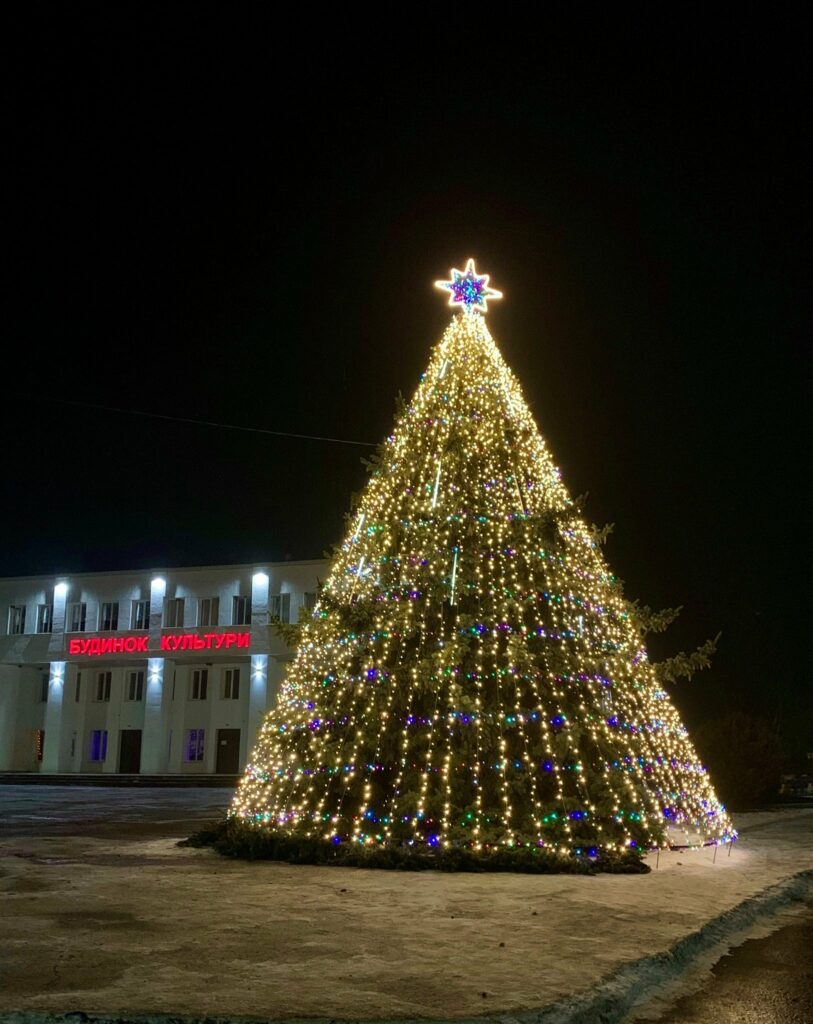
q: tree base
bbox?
[179,819,650,874]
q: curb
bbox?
[1,868,811,1024]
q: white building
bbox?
[0,560,326,777]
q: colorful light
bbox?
[231,264,735,859]
[435,258,503,313]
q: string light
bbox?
[232,261,735,860]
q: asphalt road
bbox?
[649,901,813,1024]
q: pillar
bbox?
[244,654,268,765]
[141,657,172,773]
[251,571,269,627]
[40,660,67,772]
[0,666,22,770]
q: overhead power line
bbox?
[54,398,378,448]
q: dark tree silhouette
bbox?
[693,712,783,809]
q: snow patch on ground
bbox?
[0,797,811,1021]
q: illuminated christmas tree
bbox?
[231,260,735,863]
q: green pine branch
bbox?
[588,522,615,546]
[272,619,302,647]
[654,634,721,684]
[628,601,684,636]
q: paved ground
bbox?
[642,900,813,1024]
[0,787,811,1021]
[0,783,232,839]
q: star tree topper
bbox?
[435,258,503,314]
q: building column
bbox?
[149,575,167,631]
[242,570,271,769]
[0,665,22,770]
[251,571,269,627]
[48,580,68,646]
[143,575,170,773]
[55,663,83,773]
[244,654,268,766]
[67,664,87,771]
[141,657,172,773]
[41,661,67,772]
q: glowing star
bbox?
[435,258,503,314]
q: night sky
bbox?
[5,14,808,752]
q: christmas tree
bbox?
[231,260,735,864]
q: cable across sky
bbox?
[55,398,378,448]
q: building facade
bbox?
[0,560,326,777]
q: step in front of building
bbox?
[0,771,239,787]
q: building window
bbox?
[68,602,87,632]
[232,595,251,626]
[40,673,49,703]
[95,671,112,702]
[75,672,82,703]
[126,670,144,702]
[303,591,318,611]
[198,597,220,627]
[35,729,45,762]
[36,604,53,634]
[131,599,150,630]
[223,668,240,700]
[99,602,119,631]
[269,593,291,623]
[163,597,185,628]
[89,729,108,762]
[190,669,208,701]
[7,605,26,635]
[185,728,205,762]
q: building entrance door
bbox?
[216,729,241,774]
[119,729,142,773]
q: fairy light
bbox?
[231,260,736,860]
[449,548,459,606]
[431,461,442,508]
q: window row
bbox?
[67,667,244,703]
[4,592,312,635]
[86,728,208,763]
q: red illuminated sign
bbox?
[67,631,250,657]
[69,636,148,655]
[161,632,250,652]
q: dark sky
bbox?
[5,12,808,749]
